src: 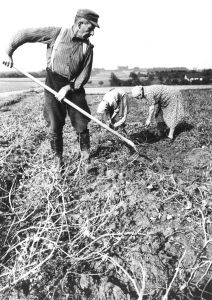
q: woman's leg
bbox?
[168,127,175,140]
[155,106,168,137]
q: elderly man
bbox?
[2,9,100,168]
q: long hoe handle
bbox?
[12,65,138,152]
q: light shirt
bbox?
[97,88,126,114]
[6,27,93,90]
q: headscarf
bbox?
[131,85,143,98]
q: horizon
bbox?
[0,0,212,72]
[0,66,210,74]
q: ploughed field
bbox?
[0,78,46,93]
[0,88,212,300]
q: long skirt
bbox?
[156,90,185,130]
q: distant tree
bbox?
[146,72,155,85]
[158,74,164,84]
[129,72,140,85]
[30,70,46,78]
[202,69,212,77]
[98,80,104,86]
[0,69,47,78]
[120,79,133,86]
[202,69,212,84]
[109,72,121,86]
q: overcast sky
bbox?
[0,0,212,72]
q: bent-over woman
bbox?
[97,88,129,130]
[131,85,185,140]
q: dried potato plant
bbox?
[0,89,212,299]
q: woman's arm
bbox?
[113,95,128,128]
[110,109,119,120]
[97,100,114,127]
[145,104,155,127]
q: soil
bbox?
[0,88,212,300]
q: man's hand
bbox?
[56,84,72,102]
[2,54,13,68]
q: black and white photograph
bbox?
[0,0,212,299]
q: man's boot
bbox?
[78,129,90,161]
[54,154,64,170]
[50,134,64,170]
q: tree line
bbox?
[1,68,212,86]
[0,70,47,78]
[109,69,212,86]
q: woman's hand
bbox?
[145,105,155,128]
[113,121,121,129]
[105,120,114,129]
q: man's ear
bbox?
[78,21,83,28]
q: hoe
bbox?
[10,65,138,153]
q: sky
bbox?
[0,0,212,72]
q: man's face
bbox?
[77,20,95,40]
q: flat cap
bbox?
[76,9,100,28]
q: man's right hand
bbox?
[56,85,72,102]
[2,54,13,68]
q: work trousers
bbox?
[43,68,90,155]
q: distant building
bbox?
[132,67,148,73]
[91,68,105,75]
[117,66,129,71]
[133,67,140,72]
[184,73,203,82]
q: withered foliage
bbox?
[0,89,212,299]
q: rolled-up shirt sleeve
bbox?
[6,27,59,56]
[73,46,93,90]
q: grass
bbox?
[0,88,212,299]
